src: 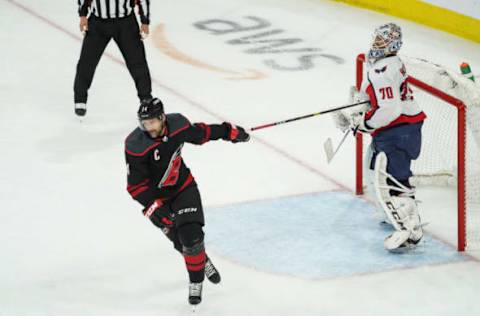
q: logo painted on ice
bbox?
[152,16,344,79]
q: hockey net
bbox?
[354,54,480,251]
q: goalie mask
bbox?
[368,23,402,63]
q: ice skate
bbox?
[75,102,87,116]
[188,282,203,305]
[205,257,221,284]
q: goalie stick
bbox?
[323,129,351,163]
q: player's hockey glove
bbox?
[143,199,174,227]
[222,123,250,143]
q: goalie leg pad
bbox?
[384,230,411,251]
[374,152,423,250]
[385,196,424,246]
[374,152,404,231]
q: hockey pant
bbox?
[370,122,423,193]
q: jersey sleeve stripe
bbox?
[125,142,159,156]
[130,186,149,198]
[127,179,150,193]
[168,123,190,137]
[365,82,379,121]
[194,123,212,144]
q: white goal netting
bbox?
[404,56,480,248]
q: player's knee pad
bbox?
[177,223,205,255]
[160,227,183,253]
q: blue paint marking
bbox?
[205,191,467,279]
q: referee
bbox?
[74,0,153,116]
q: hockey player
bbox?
[334,23,426,251]
[125,98,250,305]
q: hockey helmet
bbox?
[138,98,164,120]
[368,23,402,61]
[137,98,164,130]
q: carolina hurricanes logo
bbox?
[158,145,184,188]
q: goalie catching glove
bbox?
[332,86,373,134]
[332,109,374,135]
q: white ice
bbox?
[1,0,480,315]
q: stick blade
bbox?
[323,138,334,163]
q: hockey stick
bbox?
[250,100,369,131]
[323,126,360,163]
[323,129,351,163]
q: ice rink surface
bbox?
[1,0,480,315]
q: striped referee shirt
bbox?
[78,0,150,25]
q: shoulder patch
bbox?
[125,127,159,156]
[166,113,191,137]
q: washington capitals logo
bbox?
[375,66,387,74]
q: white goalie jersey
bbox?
[360,55,426,135]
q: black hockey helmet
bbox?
[137,97,164,121]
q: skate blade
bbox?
[191,305,199,314]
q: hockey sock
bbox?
[178,223,206,283]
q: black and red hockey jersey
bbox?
[125,113,230,207]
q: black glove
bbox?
[143,199,174,228]
[223,122,250,143]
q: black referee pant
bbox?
[74,14,152,104]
